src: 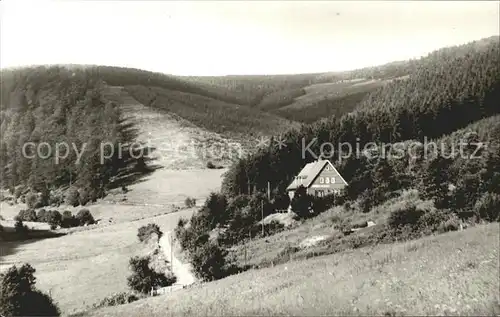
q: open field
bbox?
[0,207,198,315]
[0,169,225,224]
[0,163,224,316]
[0,85,228,315]
[82,223,499,316]
[280,78,387,110]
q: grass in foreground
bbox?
[0,208,197,315]
[83,223,499,316]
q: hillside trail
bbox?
[104,86,224,286]
[159,232,196,287]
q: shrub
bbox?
[176,217,210,254]
[49,191,64,207]
[92,292,140,309]
[13,186,24,199]
[127,256,176,294]
[290,186,314,219]
[47,210,62,229]
[137,223,163,242]
[200,192,229,229]
[253,220,285,238]
[206,161,216,169]
[190,242,228,281]
[275,244,300,263]
[39,188,50,208]
[247,193,273,221]
[78,188,91,206]
[437,213,461,233]
[388,202,425,229]
[352,220,368,229]
[65,187,80,207]
[14,220,29,236]
[473,192,500,222]
[311,194,336,214]
[25,192,40,209]
[218,209,254,246]
[184,197,197,208]
[37,209,48,222]
[417,209,451,232]
[271,193,290,211]
[61,211,78,228]
[15,209,37,222]
[0,263,60,316]
[76,209,95,226]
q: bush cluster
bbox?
[0,263,60,316]
[184,197,197,208]
[15,208,95,229]
[127,256,176,294]
[137,223,163,242]
[473,192,500,222]
[65,188,80,207]
[14,209,37,222]
[92,292,140,309]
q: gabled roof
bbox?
[286,159,347,191]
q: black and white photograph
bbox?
[0,1,499,316]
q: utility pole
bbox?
[244,241,247,268]
[261,200,264,236]
[267,181,271,200]
[170,232,173,272]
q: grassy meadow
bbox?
[0,168,225,315]
[0,207,198,315]
[82,223,499,316]
[229,190,419,268]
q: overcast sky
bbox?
[1,1,498,75]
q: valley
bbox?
[1,34,499,317]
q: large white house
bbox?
[286,159,348,200]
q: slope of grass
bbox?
[82,223,499,316]
[228,190,418,268]
[0,207,199,315]
[0,166,225,315]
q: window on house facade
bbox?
[331,177,335,184]
[325,177,330,184]
[320,177,324,183]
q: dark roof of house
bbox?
[286,160,347,191]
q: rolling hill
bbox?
[81,223,499,316]
[1,35,499,317]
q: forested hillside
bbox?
[184,36,499,124]
[124,85,298,140]
[0,66,146,202]
[1,36,497,208]
[221,36,500,199]
[171,37,499,285]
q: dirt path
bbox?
[159,231,196,286]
